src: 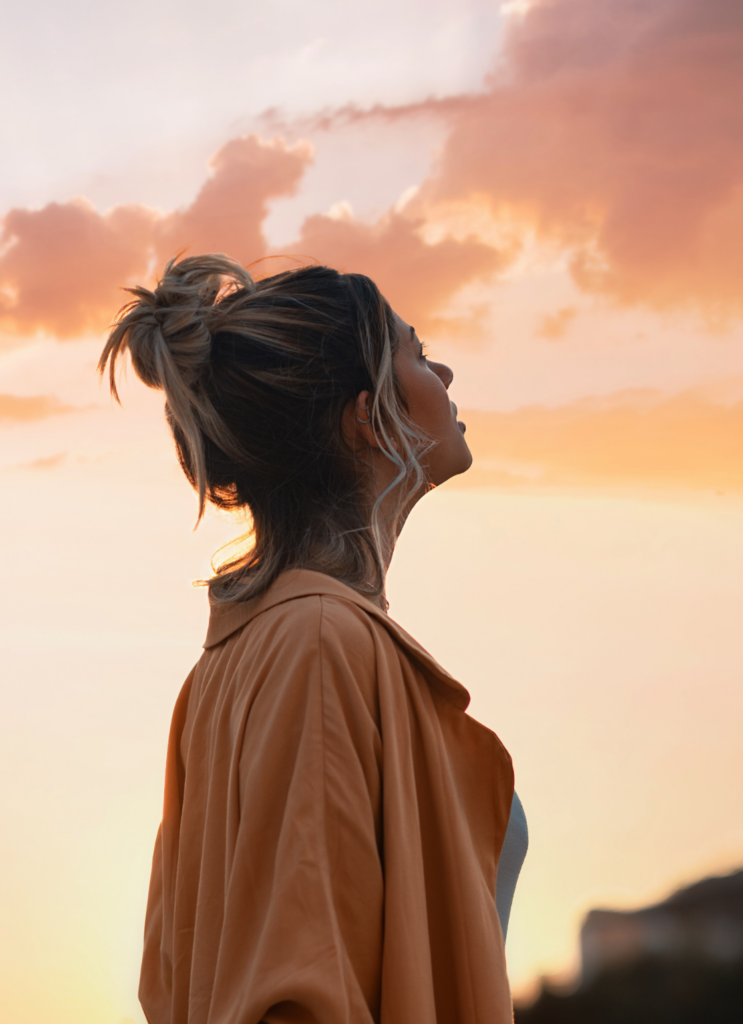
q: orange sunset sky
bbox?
[1,1,742,1021]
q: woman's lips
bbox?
[452,402,466,433]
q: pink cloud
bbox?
[422,0,743,316]
[0,200,156,337]
[154,134,313,267]
[4,1,743,341]
[0,129,505,340]
[287,209,503,335]
[0,135,312,339]
[321,0,743,319]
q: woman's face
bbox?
[392,311,472,486]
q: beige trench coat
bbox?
[140,569,515,1024]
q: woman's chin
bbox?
[457,446,475,476]
[454,430,474,476]
[428,444,474,487]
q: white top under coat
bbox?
[495,790,529,942]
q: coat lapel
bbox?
[204,568,472,710]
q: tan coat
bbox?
[140,569,515,1024]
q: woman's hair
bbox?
[99,254,429,603]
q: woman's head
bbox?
[99,254,470,602]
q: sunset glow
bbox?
[1,1,742,1020]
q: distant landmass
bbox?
[515,869,743,1024]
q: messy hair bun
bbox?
[101,255,257,517]
[99,254,427,603]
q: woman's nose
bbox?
[435,362,454,389]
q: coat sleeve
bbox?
[206,595,384,1024]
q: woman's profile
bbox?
[99,254,528,1024]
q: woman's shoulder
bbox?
[239,590,381,679]
[202,577,385,721]
[205,569,386,654]
[204,568,468,708]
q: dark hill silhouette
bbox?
[515,869,743,1024]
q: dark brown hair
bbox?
[99,255,428,603]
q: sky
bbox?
[1,0,742,1020]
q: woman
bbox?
[100,254,527,1024]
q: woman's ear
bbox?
[342,390,383,450]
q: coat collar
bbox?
[204,568,471,710]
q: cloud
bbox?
[327,0,743,320]
[13,452,67,471]
[456,389,743,493]
[0,201,156,338]
[0,135,312,339]
[5,0,743,342]
[537,306,576,339]
[286,209,503,334]
[420,0,743,318]
[0,131,504,341]
[0,393,77,421]
[154,134,313,268]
